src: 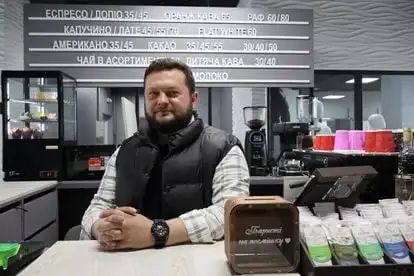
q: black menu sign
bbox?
[24,4,313,87]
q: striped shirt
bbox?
[80,145,250,243]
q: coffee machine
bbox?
[243,106,268,176]
[272,122,310,161]
[271,95,318,176]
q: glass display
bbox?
[62,76,77,141]
[3,72,77,141]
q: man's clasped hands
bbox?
[92,207,155,251]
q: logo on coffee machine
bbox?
[245,225,283,236]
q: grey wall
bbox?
[249,0,414,71]
[77,88,98,145]
[113,88,137,144]
[97,87,114,144]
[216,88,233,133]
[381,76,414,129]
[196,88,209,124]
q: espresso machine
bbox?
[272,95,318,176]
[243,106,268,176]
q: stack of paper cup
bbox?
[349,130,365,151]
[334,130,350,150]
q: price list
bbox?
[24,4,313,87]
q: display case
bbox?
[1,71,77,181]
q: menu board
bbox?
[24,5,313,87]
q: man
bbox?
[80,58,250,251]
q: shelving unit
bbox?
[1,71,77,181]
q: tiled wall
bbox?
[250,0,414,71]
[3,0,27,71]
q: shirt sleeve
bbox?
[178,145,250,243]
[79,148,119,240]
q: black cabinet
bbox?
[1,70,77,181]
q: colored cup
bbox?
[314,135,322,150]
[349,130,365,150]
[364,130,377,152]
[334,130,350,150]
[320,134,335,151]
[376,130,395,152]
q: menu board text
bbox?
[24,5,314,87]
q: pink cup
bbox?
[334,130,350,150]
[349,130,365,150]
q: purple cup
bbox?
[349,130,365,150]
[334,130,350,150]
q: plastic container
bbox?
[0,243,20,270]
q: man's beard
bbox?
[145,107,193,134]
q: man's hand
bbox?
[99,206,137,219]
[93,206,137,250]
[113,213,154,250]
[92,216,124,251]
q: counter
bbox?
[250,176,308,202]
[57,180,100,189]
[0,180,98,241]
[0,181,57,208]
[18,240,300,276]
[0,181,58,246]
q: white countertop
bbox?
[0,181,57,208]
[18,241,300,276]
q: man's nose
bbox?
[157,93,168,105]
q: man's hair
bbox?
[144,58,196,94]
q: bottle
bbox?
[398,128,413,175]
[396,128,414,201]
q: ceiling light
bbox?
[346,77,379,84]
[322,95,346,100]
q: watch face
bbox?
[153,221,169,239]
[155,224,167,237]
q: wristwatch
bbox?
[151,219,170,249]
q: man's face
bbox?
[144,69,198,134]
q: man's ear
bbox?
[191,91,199,109]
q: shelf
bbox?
[8,98,73,105]
[8,118,75,124]
[29,84,57,88]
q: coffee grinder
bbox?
[243,106,268,176]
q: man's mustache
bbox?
[155,109,173,113]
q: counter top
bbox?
[57,180,100,189]
[0,181,57,208]
[19,241,300,276]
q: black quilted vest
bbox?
[114,117,242,219]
